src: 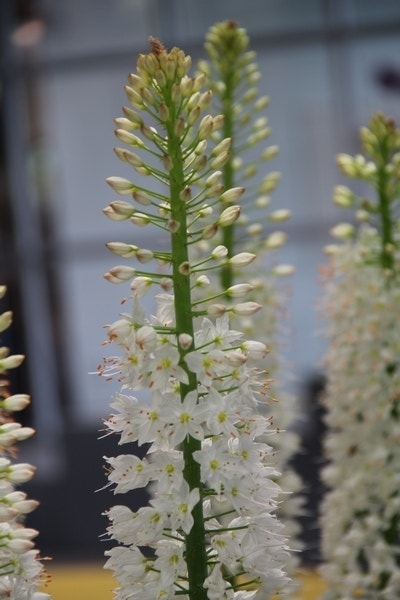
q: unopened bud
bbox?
[219,187,245,204]
[272,264,295,276]
[104,266,136,284]
[268,209,291,222]
[218,205,241,227]
[330,222,355,239]
[106,176,135,195]
[228,252,256,267]
[231,302,262,316]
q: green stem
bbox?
[166,94,208,600]
[377,137,394,270]
[220,67,236,292]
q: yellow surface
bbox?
[42,564,326,599]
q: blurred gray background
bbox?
[1,0,400,562]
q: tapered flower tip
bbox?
[0,285,6,299]
[0,310,12,333]
[106,176,135,195]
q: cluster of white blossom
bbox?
[100,38,291,600]
[320,113,400,599]
[102,301,290,599]
[0,285,51,600]
[197,21,302,588]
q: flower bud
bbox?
[259,172,281,194]
[226,284,253,298]
[103,201,135,221]
[219,187,245,204]
[0,286,6,299]
[0,355,25,372]
[264,231,287,249]
[0,394,30,411]
[272,264,295,276]
[211,138,231,157]
[179,333,193,349]
[207,304,227,317]
[0,311,12,333]
[268,209,291,222]
[133,190,152,206]
[217,205,241,227]
[330,222,355,239]
[106,242,138,258]
[106,176,135,195]
[115,129,145,148]
[130,277,153,297]
[211,245,228,260]
[231,302,262,316]
[193,275,210,288]
[228,252,256,267]
[332,185,355,208]
[104,266,137,284]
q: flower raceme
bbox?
[100,39,290,600]
[0,285,51,599]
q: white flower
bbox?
[160,391,207,446]
[104,454,152,493]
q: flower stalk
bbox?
[100,37,290,600]
[0,285,51,600]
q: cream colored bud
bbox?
[0,286,6,299]
[122,106,143,127]
[194,140,208,155]
[261,145,279,160]
[178,333,193,350]
[228,252,256,267]
[210,151,230,170]
[226,283,253,298]
[1,394,30,411]
[330,222,355,239]
[247,223,263,236]
[219,187,245,204]
[264,231,287,249]
[231,302,262,316]
[218,205,241,227]
[103,200,134,221]
[260,172,281,194]
[124,85,145,109]
[205,171,222,187]
[113,148,143,168]
[211,245,228,260]
[198,205,213,218]
[114,117,137,131]
[179,186,192,202]
[332,185,354,208]
[211,137,231,157]
[136,249,154,263]
[202,223,218,239]
[207,304,227,317]
[193,275,210,288]
[254,96,270,111]
[336,153,358,177]
[106,242,138,258]
[104,266,136,283]
[130,214,150,226]
[268,209,291,222]
[198,115,214,140]
[0,354,25,371]
[272,264,295,276]
[211,115,224,132]
[356,209,370,221]
[256,195,271,208]
[133,190,152,206]
[0,311,12,333]
[106,176,135,195]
